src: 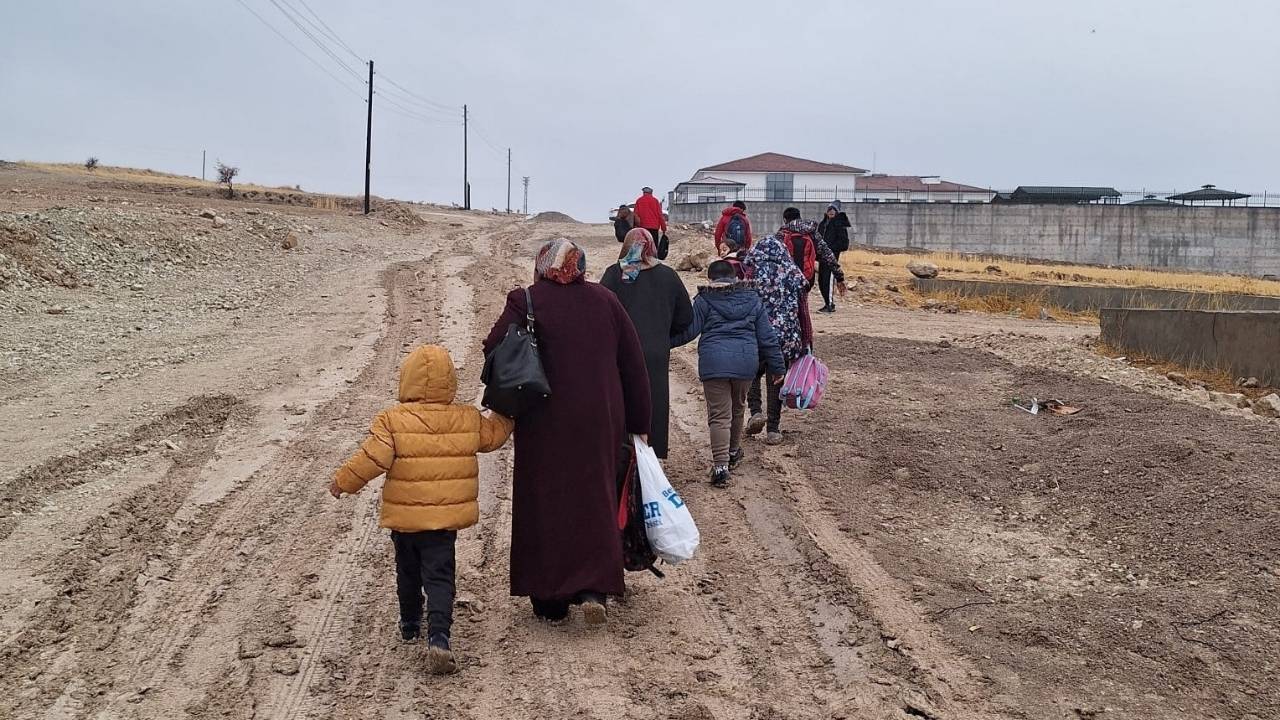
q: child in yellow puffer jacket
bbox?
[330,344,513,675]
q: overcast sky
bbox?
[3,1,1278,219]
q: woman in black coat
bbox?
[817,201,852,313]
[600,228,693,459]
[613,205,634,243]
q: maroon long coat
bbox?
[483,280,651,599]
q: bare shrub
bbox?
[84,157,99,172]
[215,161,239,199]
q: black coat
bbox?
[818,212,852,252]
[599,264,693,459]
[614,216,633,242]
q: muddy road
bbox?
[2,166,1278,719]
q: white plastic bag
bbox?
[634,435,700,564]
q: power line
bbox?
[374,85,459,121]
[231,0,364,99]
[378,74,458,114]
[469,117,508,158]
[267,0,363,81]
[378,96,461,126]
[292,0,365,63]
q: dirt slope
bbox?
[2,165,1277,719]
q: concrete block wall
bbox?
[1100,309,1280,385]
[669,202,1280,277]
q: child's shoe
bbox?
[427,633,457,675]
[765,431,784,446]
[399,621,420,642]
[728,447,744,469]
[709,465,730,488]
[745,413,766,436]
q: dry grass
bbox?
[1094,342,1269,395]
[919,288,1097,323]
[22,162,316,196]
[841,247,1280,298]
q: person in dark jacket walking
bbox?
[614,204,633,242]
[672,261,785,486]
[601,228,694,459]
[816,202,852,312]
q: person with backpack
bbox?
[714,200,753,255]
[816,201,853,313]
[671,260,785,487]
[741,234,808,445]
[777,207,847,297]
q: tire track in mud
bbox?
[58,250,449,719]
[669,348,1006,720]
[0,394,247,719]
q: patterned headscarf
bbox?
[744,235,806,362]
[535,238,586,285]
[618,228,659,283]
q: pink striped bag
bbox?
[780,352,829,410]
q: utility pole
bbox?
[522,176,530,215]
[462,104,470,210]
[201,150,206,181]
[506,148,512,213]
[363,60,374,215]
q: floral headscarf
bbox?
[618,228,659,283]
[535,238,586,285]
[744,235,806,362]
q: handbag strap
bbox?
[522,287,536,336]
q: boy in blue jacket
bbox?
[672,260,786,487]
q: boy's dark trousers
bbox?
[747,362,786,432]
[391,529,457,637]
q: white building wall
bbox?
[689,170,862,200]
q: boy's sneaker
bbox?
[728,447,745,469]
[745,413,766,436]
[709,465,730,488]
[399,622,420,642]
[818,303,835,313]
[765,431,784,446]
[427,633,457,675]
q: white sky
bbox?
[3,0,1278,219]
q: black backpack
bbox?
[616,441,663,578]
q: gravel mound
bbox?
[526,211,579,224]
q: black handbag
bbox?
[481,287,551,417]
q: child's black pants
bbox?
[391,529,456,637]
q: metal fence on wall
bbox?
[672,186,1280,207]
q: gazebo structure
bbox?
[1126,194,1181,206]
[1167,184,1252,206]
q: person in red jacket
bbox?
[714,200,753,254]
[633,187,666,245]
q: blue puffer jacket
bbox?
[671,282,786,381]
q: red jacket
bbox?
[634,193,666,232]
[713,206,752,251]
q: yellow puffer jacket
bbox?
[334,345,513,532]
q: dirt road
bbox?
[2,165,1278,719]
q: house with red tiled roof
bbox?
[855,174,995,203]
[673,152,868,204]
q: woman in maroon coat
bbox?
[482,239,652,623]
